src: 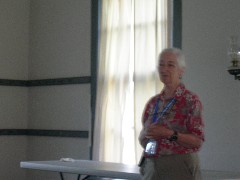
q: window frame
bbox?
[90,0,182,159]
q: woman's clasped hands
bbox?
[145,123,172,140]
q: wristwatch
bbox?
[169,131,178,141]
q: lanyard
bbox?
[152,98,176,123]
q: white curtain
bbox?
[93,0,169,164]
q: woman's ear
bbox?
[179,68,185,79]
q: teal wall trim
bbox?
[0,76,91,87]
[173,0,182,49]
[0,129,88,138]
[90,0,100,159]
[0,79,28,86]
[28,77,91,86]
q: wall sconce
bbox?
[228,36,240,80]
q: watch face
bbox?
[169,131,178,141]
[171,135,177,141]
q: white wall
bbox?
[26,0,91,179]
[182,0,240,172]
[0,0,29,79]
[29,0,90,79]
[0,0,91,180]
[0,0,29,179]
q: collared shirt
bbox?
[143,83,205,157]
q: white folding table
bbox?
[20,159,141,180]
[20,159,240,180]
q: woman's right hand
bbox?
[138,127,149,148]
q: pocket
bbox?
[182,153,200,176]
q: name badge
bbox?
[145,139,157,155]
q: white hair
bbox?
[158,48,186,70]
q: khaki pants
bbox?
[141,153,202,180]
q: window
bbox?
[91,0,182,164]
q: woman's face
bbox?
[158,52,183,86]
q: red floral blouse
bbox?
[142,83,205,157]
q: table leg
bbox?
[59,172,64,180]
[82,175,93,180]
[59,173,83,180]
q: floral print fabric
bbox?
[143,83,205,157]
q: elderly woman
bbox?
[138,48,205,180]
